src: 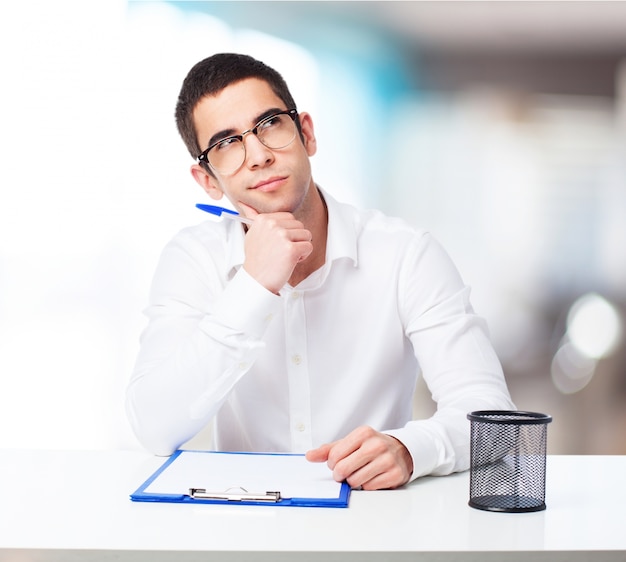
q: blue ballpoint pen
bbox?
[195,203,253,225]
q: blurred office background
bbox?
[0,1,624,455]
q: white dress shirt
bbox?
[126,188,514,480]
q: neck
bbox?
[288,186,328,287]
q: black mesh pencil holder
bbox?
[467,410,552,513]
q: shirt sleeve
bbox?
[385,232,516,480]
[125,230,281,456]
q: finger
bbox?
[341,452,397,490]
[355,470,400,491]
[237,201,259,220]
[330,444,378,484]
[328,430,393,483]
[343,463,379,490]
[325,426,374,469]
[305,442,334,463]
[358,454,413,491]
[279,227,312,242]
[341,436,413,490]
[248,214,306,236]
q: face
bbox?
[190,78,317,217]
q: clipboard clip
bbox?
[189,487,282,502]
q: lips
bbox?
[251,176,287,192]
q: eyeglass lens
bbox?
[208,112,297,174]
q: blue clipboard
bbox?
[130,450,351,508]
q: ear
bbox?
[190,164,224,201]
[298,112,317,157]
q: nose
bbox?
[242,132,274,169]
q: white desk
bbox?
[0,450,623,561]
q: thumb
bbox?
[305,442,334,463]
[237,201,259,221]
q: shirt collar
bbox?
[321,187,359,268]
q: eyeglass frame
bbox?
[196,108,299,174]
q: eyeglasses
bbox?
[197,109,299,175]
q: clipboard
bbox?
[130,450,351,508]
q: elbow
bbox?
[125,386,180,457]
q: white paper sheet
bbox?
[144,451,343,499]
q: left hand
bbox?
[305,426,414,490]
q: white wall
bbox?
[0,1,332,450]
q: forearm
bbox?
[392,233,515,479]
[126,268,280,455]
[387,378,515,480]
[392,302,515,480]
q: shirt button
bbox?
[291,354,302,365]
[296,423,306,432]
[291,291,301,300]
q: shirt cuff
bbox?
[384,424,446,481]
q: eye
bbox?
[214,136,240,151]
[258,115,282,131]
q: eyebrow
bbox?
[206,107,286,149]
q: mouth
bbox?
[250,176,287,193]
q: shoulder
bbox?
[328,192,428,244]
[156,219,244,275]
[359,207,424,238]
[324,190,437,275]
[163,219,238,254]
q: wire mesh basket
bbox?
[467,410,552,513]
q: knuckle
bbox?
[388,463,403,481]
[326,455,337,470]
[346,474,361,488]
[332,462,349,482]
[371,439,389,456]
[327,449,343,469]
[355,425,375,440]
[257,215,274,228]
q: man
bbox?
[126,53,514,490]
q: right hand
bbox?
[239,202,313,294]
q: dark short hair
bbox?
[175,53,300,170]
